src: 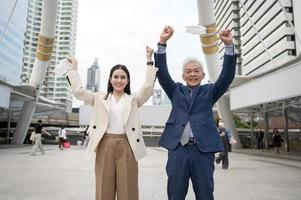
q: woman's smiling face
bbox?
[110,68,129,93]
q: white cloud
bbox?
[73,0,208,107]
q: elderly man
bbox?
[154,26,236,200]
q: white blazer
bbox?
[67,66,158,161]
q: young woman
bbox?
[66,46,157,200]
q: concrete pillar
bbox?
[282,101,290,152]
[250,112,254,148]
[218,96,241,148]
[12,0,58,144]
[196,0,240,148]
[263,105,270,149]
[6,103,11,144]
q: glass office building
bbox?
[0,1,28,85]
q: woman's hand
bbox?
[146,46,154,62]
[66,56,78,71]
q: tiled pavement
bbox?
[0,145,300,200]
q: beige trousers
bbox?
[95,133,138,200]
[31,134,44,155]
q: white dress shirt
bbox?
[106,94,126,134]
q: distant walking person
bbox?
[272,128,283,154]
[58,126,67,150]
[215,119,230,169]
[31,120,51,155]
[256,128,264,151]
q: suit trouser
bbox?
[166,144,215,200]
[31,134,44,155]
[95,133,138,200]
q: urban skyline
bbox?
[21,0,78,112]
[86,58,100,92]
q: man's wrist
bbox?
[224,41,233,45]
[156,44,167,54]
[158,42,167,46]
[224,44,235,56]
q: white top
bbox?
[106,95,126,134]
[58,129,67,139]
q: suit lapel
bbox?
[189,85,201,111]
[122,93,132,126]
[183,86,191,106]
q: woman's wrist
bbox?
[147,61,154,65]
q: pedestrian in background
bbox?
[30,120,51,156]
[215,119,230,169]
[58,126,67,150]
[272,128,283,154]
[256,128,264,151]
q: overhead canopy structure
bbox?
[0,79,65,122]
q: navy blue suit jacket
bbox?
[154,53,236,153]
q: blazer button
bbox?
[136,139,140,142]
[182,124,185,127]
[93,125,96,129]
[132,127,135,131]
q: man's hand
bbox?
[219,29,233,45]
[66,56,78,71]
[146,46,154,62]
[160,26,174,44]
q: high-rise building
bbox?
[239,0,297,76]
[214,0,301,135]
[214,0,298,76]
[21,0,78,112]
[214,0,242,75]
[0,1,28,85]
[87,58,100,92]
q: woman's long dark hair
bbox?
[104,64,131,99]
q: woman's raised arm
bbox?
[66,56,96,106]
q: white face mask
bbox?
[174,25,207,35]
[185,25,207,34]
[54,59,71,76]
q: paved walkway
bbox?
[0,145,300,200]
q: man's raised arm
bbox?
[154,26,177,99]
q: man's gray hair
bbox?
[182,57,204,73]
